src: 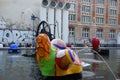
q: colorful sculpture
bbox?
[92,38,100,51]
[8,44,21,53]
[36,33,83,79]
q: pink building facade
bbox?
[68,0,120,45]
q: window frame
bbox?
[96,29,103,38]
[82,28,90,38]
[69,14,76,21]
[109,30,115,39]
[82,16,91,23]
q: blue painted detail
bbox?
[53,44,66,50]
[8,44,20,53]
[68,50,75,62]
[9,44,20,50]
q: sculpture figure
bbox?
[36,33,83,80]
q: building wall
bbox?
[68,0,120,44]
[0,0,41,29]
[118,0,120,25]
[1,0,120,44]
[0,29,35,46]
[0,0,70,44]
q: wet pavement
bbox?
[0,50,42,80]
[0,49,119,80]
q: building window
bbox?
[96,7,104,14]
[96,29,103,38]
[69,14,76,21]
[109,30,115,39]
[96,17,104,24]
[109,9,117,16]
[82,28,89,38]
[69,3,76,11]
[109,19,117,25]
[69,28,75,43]
[82,16,91,23]
[69,28,75,37]
[81,0,91,3]
[96,0,104,4]
[110,0,117,7]
[82,5,91,13]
